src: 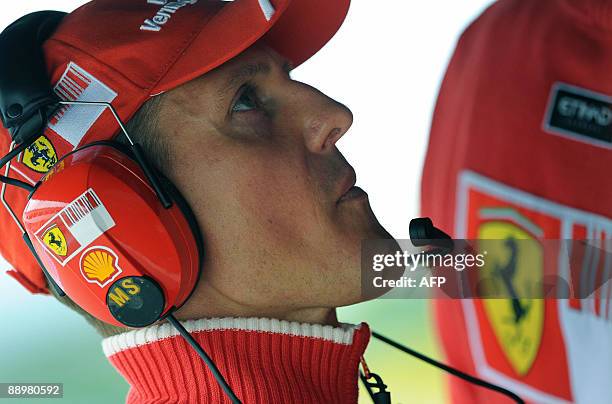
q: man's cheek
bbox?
[238,174,318,235]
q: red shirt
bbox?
[102,318,370,403]
[422,0,612,402]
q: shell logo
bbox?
[79,246,123,288]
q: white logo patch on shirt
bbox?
[49,62,117,147]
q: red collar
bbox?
[103,318,370,403]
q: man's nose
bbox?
[298,84,353,153]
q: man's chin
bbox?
[337,196,394,238]
[357,215,404,302]
[362,210,395,241]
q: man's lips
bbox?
[338,186,367,203]
[338,168,356,198]
[337,168,368,203]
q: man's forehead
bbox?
[221,44,290,72]
[162,45,291,116]
[189,45,291,90]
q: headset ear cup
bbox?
[108,140,204,269]
[109,140,205,304]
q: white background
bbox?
[0,1,495,403]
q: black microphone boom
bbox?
[409,217,454,250]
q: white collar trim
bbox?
[102,317,360,357]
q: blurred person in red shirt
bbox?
[422,0,612,402]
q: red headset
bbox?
[22,139,203,327]
[0,11,205,329]
[0,11,238,402]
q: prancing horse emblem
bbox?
[42,226,68,257]
[23,135,58,173]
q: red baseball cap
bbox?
[1,0,350,294]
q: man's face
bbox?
[158,44,392,319]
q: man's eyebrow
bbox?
[219,60,294,97]
[216,60,294,113]
[220,62,271,96]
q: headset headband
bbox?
[0,11,66,145]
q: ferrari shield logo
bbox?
[42,226,68,257]
[477,216,544,376]
[456,170,581,401]
[22,135,58,173]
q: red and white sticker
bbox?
[35,188,116,266]
[49,62,117,147]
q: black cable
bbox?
[166,315,242,404]
[0,140,28,167]
[0,139,37,192]
[371,331,525,404]
[0,174,34,192]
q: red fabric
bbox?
[105,323,370,404]
[421,0,612,403]
[1,0,350,295]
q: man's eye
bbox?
[232,85,259,113]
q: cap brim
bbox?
[153,0,350,94]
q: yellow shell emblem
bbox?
[42,226,67,257]
[22,135,58,173]
[478,215,544,376]
[81,247,122,287]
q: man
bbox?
[422,0,612,402]
[0,0,394,402]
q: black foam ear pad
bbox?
[156,172,205,265]
[155,172,206,306]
